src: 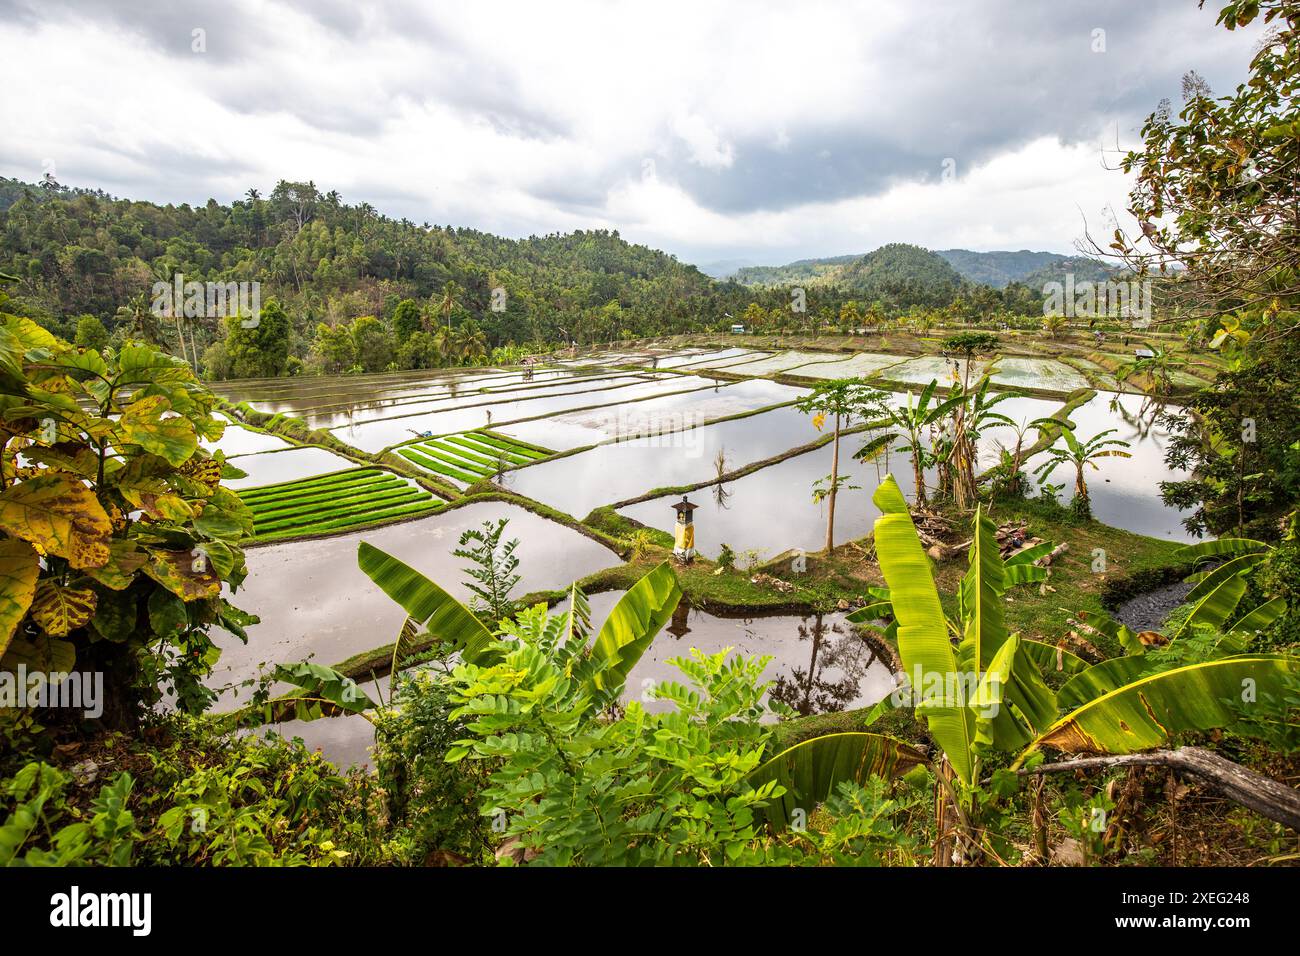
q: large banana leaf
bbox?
[871,476,976,784]
[357,541,497,665]
[1073,607,1143,655]
[1182,552,1265,605]
[1021,655,1300,758]
[954,507,1056,748]
[1228,597,1287,634]
[1020,639,1088,676]
[589,560,680,694]
[1175,537,1269,561]
[1056,656,1150,711]
[748,732,928,828]
[1172,572,1248,639]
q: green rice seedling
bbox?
[398,449,482,484]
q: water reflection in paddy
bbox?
[506,403,819,517]
[261,590,897,769]
[210,501,619,707]
[619,431,915,560]
[222,446,358,489]
[582,591,896,718]
[1027,391,1195,541]
[331,375,720,452]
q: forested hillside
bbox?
[836,243,965,309]
[0,177,734,375]
[733,244,1116,302]
[934,249,1068,287]
[0,176,1107,381]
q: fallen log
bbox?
[1013,746,1300,832]
[1034,542,1069,567]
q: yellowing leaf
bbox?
[118,395,199,466]
[30,580,98,637]
[144,548,220,601]
[83,539,149,591]
[0,473,112,568]
[812,412,827,432]
[0,537,40,657]
[139,492,194,522]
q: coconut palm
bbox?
[435,280,461,332]
[1032,427,1132,519]
[115,292,165,347]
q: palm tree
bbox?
[1118,344,1186,395]
[435,280,462,332]
[1032,427,1133,519]
[115,292,164,347]
[855,379,964,509]
[1042,313,1068,338]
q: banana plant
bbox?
[356,541,682,704]
[1172,536,1285,639]
[854,378,966,508]
[770,475,1300,835]
[1031,427,1131,518]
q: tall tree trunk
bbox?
[912,445,928,509]
[825,414,840,553]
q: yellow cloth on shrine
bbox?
[674,523,695,551]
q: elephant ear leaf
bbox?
[747,732,928,829]
[589,560,681,695]
[357,541,496,666]
[0,474,113,569]
[30,581,97,637]
[0,538,41,656]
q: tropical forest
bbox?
[0,0,1297,916]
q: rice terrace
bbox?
[0,0,1298,916]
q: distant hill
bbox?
[935,249,1066,288]
[1016,255,1119,290]
[732,245,1117,294]
[837,243,964,307]
[732,254,861,287]
[696,258,759,280]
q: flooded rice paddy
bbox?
[211,501,618,706]
[210,345,1199,758]
[260,592,897,768]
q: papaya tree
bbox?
[0,288,257,727]
[795,379,887,552]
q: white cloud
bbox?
[0,0,1264,266]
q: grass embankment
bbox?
[237,467,443,543]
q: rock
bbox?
[70,759,99,786]
[1052,837,1086,867]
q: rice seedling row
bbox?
[471,430,552,458]
[254,489,431,533]
[251,500,446,543]
[397,449,485,484]
[250,482,420,524]
[239,471,395,507]
[237,467,385,501]
[237,466,440,541]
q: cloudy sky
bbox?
[0,0,1263,270]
